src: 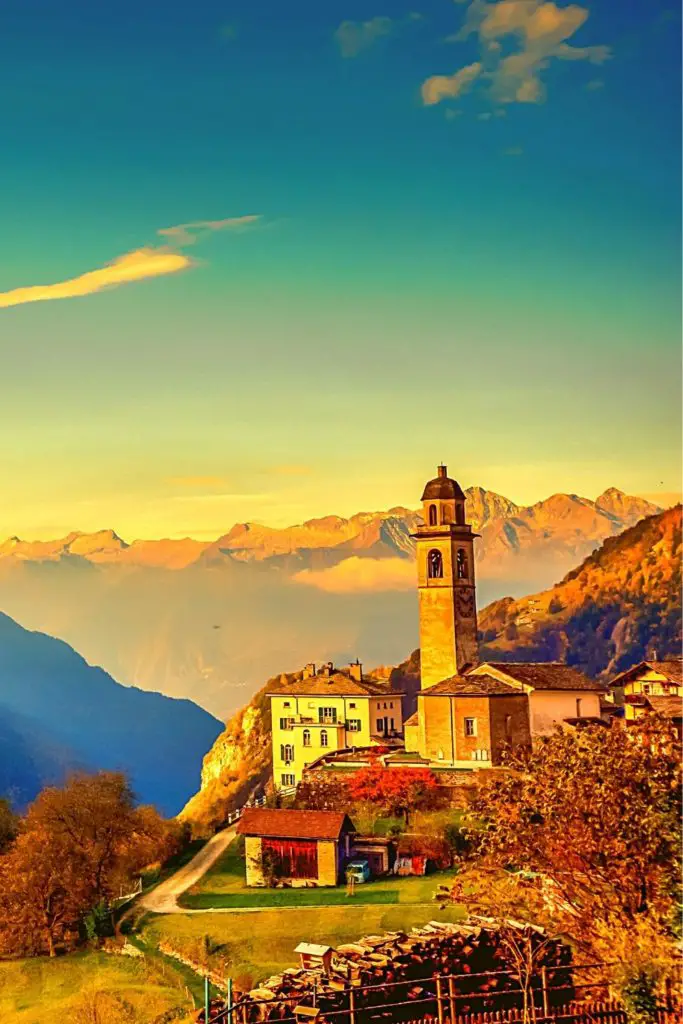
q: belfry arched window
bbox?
[428,504,438,526]
[427,549,443,579]
[457,548,468,579]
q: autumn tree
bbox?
[0,771,185,956]
[0,798,17,852]
[440,718,682,1013]
[348,765,439,823]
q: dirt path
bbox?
[141,827,236,914]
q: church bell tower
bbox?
[414,465,479,689]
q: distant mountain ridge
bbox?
[0,613,222,814]
[0,486,661,570]
[0,486,664,716]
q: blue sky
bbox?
[0,0,680,538]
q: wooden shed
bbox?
[237,808,356,887]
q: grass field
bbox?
[0,950,194,1024]
[144,903,466,989]
[179,837,458,909]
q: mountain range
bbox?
[0,613,222,815]
[182,505,681,831]
[0,486,663,716]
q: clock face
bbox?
[456,588,475,618]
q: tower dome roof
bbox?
[421,464,466,502]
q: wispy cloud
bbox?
[294,556,415,593]
[423,0,610,109]
[335,13,421,58]
[168,475,232,489]
[0,215,260,310]
[335,16,394,57]
[502,145,524,156]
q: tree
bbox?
[440,718,681,1014]
[0,772,185,956]
[0,798,17,853]
[347,765,439,823]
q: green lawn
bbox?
[178,837,458,909]
[0,950,194,1024]
[144,904,466,990]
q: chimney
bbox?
[321,661,334,678]
[349,660,363,682]
[438,464,447,478]
[303,662,316,679]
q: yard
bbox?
[178,835,459,909]
[143,904,466,990]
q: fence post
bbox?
[436,976,445,1024]
[541,967,549,1019]
[448,976,457,1024]
[348,986,356,1024]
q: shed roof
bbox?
[643,695,683,719]
[475,662,604,692]
[237,808,355,840]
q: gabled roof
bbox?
[236,808,355,840]
[267,673,401,698]
[421,674,523,697]
[610,659,683,687]
[404,712,419,727]
[474,662,604,693]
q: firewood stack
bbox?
[234,920,573,1022]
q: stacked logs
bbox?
[233,920,574,1023]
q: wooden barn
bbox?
[237,808,356,887]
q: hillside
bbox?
[478,506,682,677]
[0,486,662,716]
[0,613,222,815]
[181,507,680,828]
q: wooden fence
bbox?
[401,1005,682,1024]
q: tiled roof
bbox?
[609,659,683,687]
[267,672,400,698]
[477,662,604,692]
[644,695,683,719]
[237,808,355,840]
[421,674,523,697]
[404,712,419,726]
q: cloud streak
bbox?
[0,215,260,310]
[423,0,610,108]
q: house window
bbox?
[283,702,291,708]
[464,718,477,737]
[320,730,329,748]
[318,707,337,724]
[390,718,395,731]
[281,774,296,787]
[576,698,583,717]
[347,719,361,732]
[389,702,393,709]
[349,702,356,709]
[428,549,443,579]
[279,718,294,730]
[429,504,438,526]
[471,749,489,761]
[303,729,311,747]
[457,549,468,580]
[642,685,651,695]
[280,744,294,763]
[376,719,385,732]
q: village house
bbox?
[237,808,356,887]
[608,659,683,736]
[268,661,404,790]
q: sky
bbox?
[0,0,680,539]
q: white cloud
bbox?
[335,17,394,58]
[294,556,415,593]
[423,0,610,108]
[422,62,483,105]
[0,215,260,310]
